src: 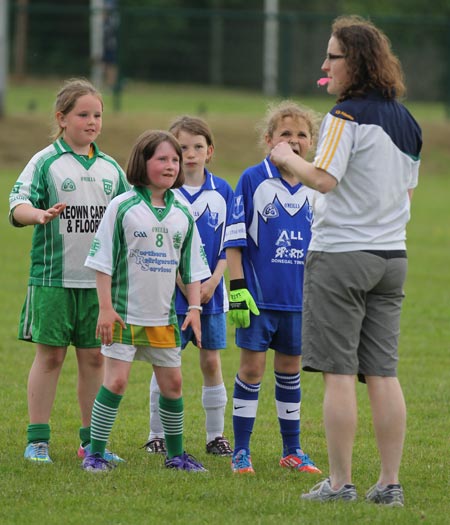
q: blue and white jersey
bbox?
[173,169,233,314]
[312,89,422,252]
[224,157,316,311]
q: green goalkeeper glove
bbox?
[228,279,260,328]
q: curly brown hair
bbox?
[256,100,322,158]
[331,15,406,102]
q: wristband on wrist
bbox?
[187,305,203,313]
[230,278,247,291]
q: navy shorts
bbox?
[236,309,302,356]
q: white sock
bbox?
[148,372,164,440]
[202,383,227,443]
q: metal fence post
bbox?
[90,0,104,88]
[263,0,279,97]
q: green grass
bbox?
[1,80,449,524]
[6,77,449,121]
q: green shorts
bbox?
[18,285,100,348]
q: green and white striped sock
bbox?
[159,395,184,459]
[90,385,122,457]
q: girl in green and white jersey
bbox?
[9,78,129,464]
[83,130,211,472]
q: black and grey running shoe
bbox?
[301,478,357,502]
[365,483,404,507]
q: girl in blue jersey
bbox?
[83,130,211,472]
[144,116,234,457]
[9,78,129,464]
[224,100,322,475]
[271,16,421,506]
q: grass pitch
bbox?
[0,80,449,524]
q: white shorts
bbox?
[101,343,182,367]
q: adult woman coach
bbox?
[270,15,422,506]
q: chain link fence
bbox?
[9,4,450,105]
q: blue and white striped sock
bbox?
[275,371,301,456]
[232,374,260,455]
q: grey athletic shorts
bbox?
[302,250,407,383]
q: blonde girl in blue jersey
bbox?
[144,116,234,457]
[83,130,211,472]
[224,101,322,475]
[9,78,129,464]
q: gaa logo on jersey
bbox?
[61,178,76,192]
[102,179,113,195]
[89,238,101,257]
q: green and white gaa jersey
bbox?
[9,139,130,288]
[85,186,211,326]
